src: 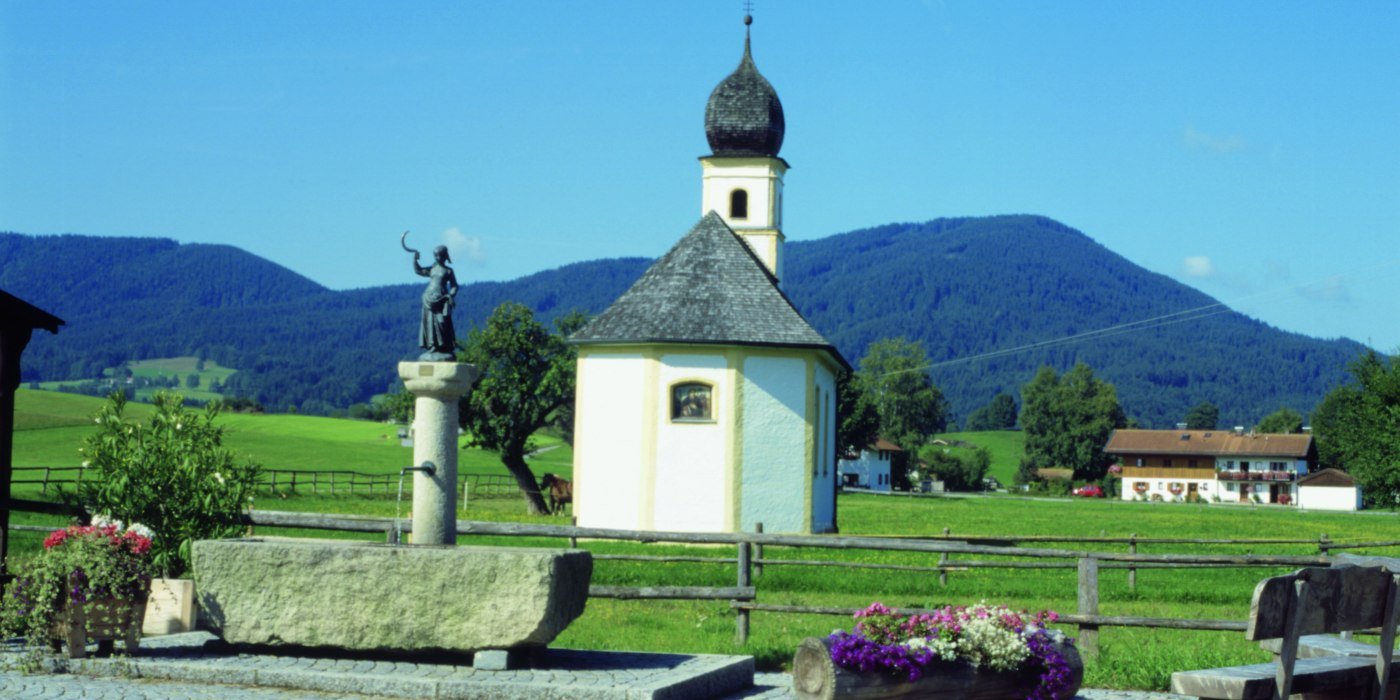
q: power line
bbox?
[870,256,1400,379]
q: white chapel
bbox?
[569,16,849,534]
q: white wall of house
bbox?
[653,353,730,532]
[573,353,646,530]
[1298,485,1363,511]
[838,451,892,492]
[739,355,810,533]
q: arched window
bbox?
[729,189,748,220]
[671,382,713,421]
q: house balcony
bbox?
[1121,467,1217,480]
[1216,470,1296,482]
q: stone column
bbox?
[397,361,479,545]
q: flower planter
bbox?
[143,578,195,635]
[50,593,148,659]
[792,635,1083,700]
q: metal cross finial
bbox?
[743,0,754,24]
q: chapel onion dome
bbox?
[704,15,785,158]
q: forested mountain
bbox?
[0,217,1370,426]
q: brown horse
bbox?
[539,473,573,515]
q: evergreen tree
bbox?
[1184,401,1219,430]
[1021,363,1126,481]
[966,393,1018,431]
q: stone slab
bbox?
[7,631,756,700]
[193,538,591,654]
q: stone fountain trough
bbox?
[192,538,592,657]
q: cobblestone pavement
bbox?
[2,636,1192,699]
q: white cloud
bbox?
[1182,256,1216,278]
[441,227,486,264]
[1295,275,1351,303]
[1183,126,1245,154]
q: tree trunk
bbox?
[502,450,549,515]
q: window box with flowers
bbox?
[792,602,1082,700]
[0,522,154,659]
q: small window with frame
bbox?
[671,382,713,422]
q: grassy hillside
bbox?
[925,430,1026,485]
[10,389,572,478]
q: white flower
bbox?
[214,472,225,485]
[81,460,91,468]
[128,523,155,539]
[905,637,928,650]
[175,422,182,430]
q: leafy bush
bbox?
[69,391,260,578]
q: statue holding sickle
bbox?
[402,231,459,361]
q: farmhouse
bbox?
[569,19,849,535]
[837,438,903,492]
[1106,427,1317,505]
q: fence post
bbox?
[289,472,296,494]
[1128,533,1137,591]
[938,527,950,587]
[312,472,319,495]
[1319,533,1331,557]
[329,472,335,496]
[569,517,578,549]
[754,523,764,577]
[736,539,752,645]
[1078,557,1100,658]
[41,467,51,496]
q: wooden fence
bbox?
[9,498,1399,655]
[235,510,1383,654]
[9,466,521,500]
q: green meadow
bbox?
[929,429,1026,485]
[8,389,1398,691]
[38,356,237,402]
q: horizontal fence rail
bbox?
[8,499,1398,652]
[10,467,526,500]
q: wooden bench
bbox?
[1171,564,1400,699]
[1257,555,1400,664]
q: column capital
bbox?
[398,361,480,399]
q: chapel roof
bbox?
[1104,429,1314,458]
[570,211,847,370]
[704,16,785,158]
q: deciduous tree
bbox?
[458,303,585,515]
[836,370,880,461]
[1255,406,1303,434]
[1311,351,1400,507]
[966,393,1018,431]
[855,338,949,454]
[1020,363,1125,481]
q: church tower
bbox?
[569,13,846,535]
[700,14,787,282]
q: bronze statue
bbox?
[401,231,459,361]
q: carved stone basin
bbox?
[193,538,592,654]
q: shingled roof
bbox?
[704,25,785,158]
[571,211,847,370]
[1105,429,1314,458]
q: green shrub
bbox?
[68,391,260,578]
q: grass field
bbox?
[8,390,1398,691]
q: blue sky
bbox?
[3,1,1397,352]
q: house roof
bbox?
[570,211,848,370]
[872,437,903,452]
[1104,429,1313,458]
[1297,468,1357,488]
[0,288,64,333]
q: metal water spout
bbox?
[394,461,437,544]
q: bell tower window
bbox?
[729,189,749,220]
